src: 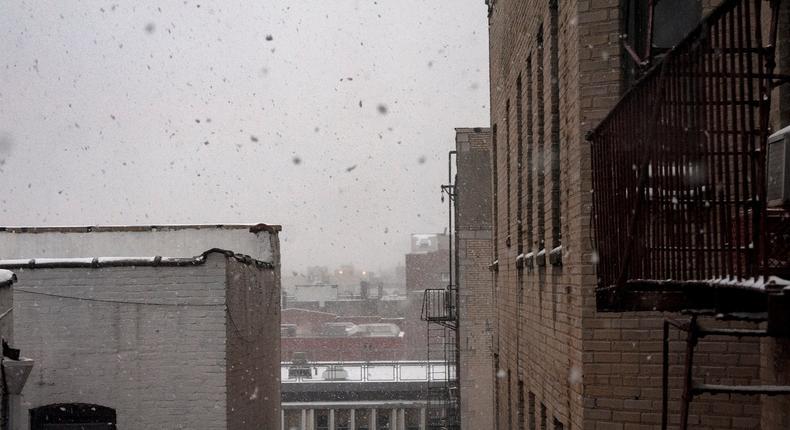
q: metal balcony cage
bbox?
[589,0,790,321]
[421,287,457,328]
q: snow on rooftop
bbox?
[281,361,452,383]
[707,276,790,290]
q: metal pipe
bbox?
[679,316,698,430]
[0,356,7,430]
[661,320,669,430]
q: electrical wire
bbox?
[15,288,223,307]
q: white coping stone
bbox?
[0,225,275,264]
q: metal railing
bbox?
[281,360,453,383]
[420,287,457,327]
[589,0,789,306]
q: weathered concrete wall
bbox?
[225,258,281,430]
[13,254,229,429]
[455,128,495,430]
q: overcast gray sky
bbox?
[0,0,489,272]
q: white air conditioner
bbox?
[767,125,790,207]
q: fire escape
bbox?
[421,151,460,430]
[588,1,790,429]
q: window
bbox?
[548,0,562,257]
[30,404,117,430]
[517,380,526,430]
[506,99,512,247]
[540,403,547,430]
[516,74,525,255]
[553,417,564,430]
[493,123,499,256]
[315,409,330,430]
[528,392,536,430]
[622,0,702,82]
[508,369,513,430]
[494,354,501,430]
[526,56,535,251]
[535,25,546,255]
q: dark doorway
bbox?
[30,404,116,430]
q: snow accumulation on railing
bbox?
[281,361,453,383]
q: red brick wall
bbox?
[281,308,413,361]
[405,250,450,293]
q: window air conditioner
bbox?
[767,125,790,207]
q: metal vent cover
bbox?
[767,125,790,207]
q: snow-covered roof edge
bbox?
[0,249,274,270]
[0,223,281,234]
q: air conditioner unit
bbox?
[767,125,790,207]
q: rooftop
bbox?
[0,223,280,265]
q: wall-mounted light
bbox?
[2,357,34,395]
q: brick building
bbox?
[282,308,409,361]
[406,234,451,295]
[0,224,282,430]
[453,128,495,430]
[405,234,451,360]
[486,0,789,429]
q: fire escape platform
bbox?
[692,383,790,396]
[588,0,790,329]
[598,279,790,335]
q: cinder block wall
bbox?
[488,1,764,429]
[455,128,495,430]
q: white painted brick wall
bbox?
[13,253,229,430]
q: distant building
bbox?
[281,360,447,430]
[410,234,450,255]
[282,308,408,362]
[406,234,450,294]
[0,224,282,430]
[403,233,450,360]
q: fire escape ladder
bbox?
[661,314,790,430]
[423,151,461,430]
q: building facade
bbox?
[453,128,495,430]
[281,360,444,430]
[282,308,408,362]
[487,0,789,429]
[405,234,451,361]
[0,224,282,430]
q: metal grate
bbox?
[589,0,789,307]
[421,287,457,328]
